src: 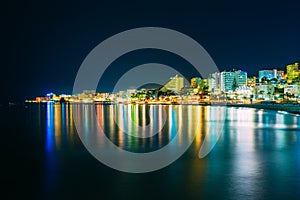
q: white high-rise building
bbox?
[208,72,221,94]
[221,71,235,92]
[235,70,247,86]
[220,70,247,92]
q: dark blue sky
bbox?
[1,0,299,103]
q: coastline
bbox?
[224,103,300,115]
[24,101,300,115]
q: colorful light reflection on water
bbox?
[41,103,300,199]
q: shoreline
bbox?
[23,101,300,115]
[224,103,300,115]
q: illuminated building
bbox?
[258,69,285,82]
[46,93,54,99]
[94,92,110,102]
[286,62,299,82]
[255,85,274,100]
[247,76,257,87]
[127,89,136,97]
[161,74,184,93]
[284,84,299,95]
[190,77,201,88]
[118,91,127,98]
[220,70,247,92]
[235,85,253,97]
[35,96,50,102]
[78,90,96,102]
[208,72,221,94]
[221,71,235,92]
[235,70,247,87]
[277,70,285,80]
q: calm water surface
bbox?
[2,103,300,199]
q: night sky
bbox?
[1,0,299,103]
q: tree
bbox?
[271,78,278,82]
[232,77,238,91]
[261,76,267,84]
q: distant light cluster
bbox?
[26,62,300,105]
